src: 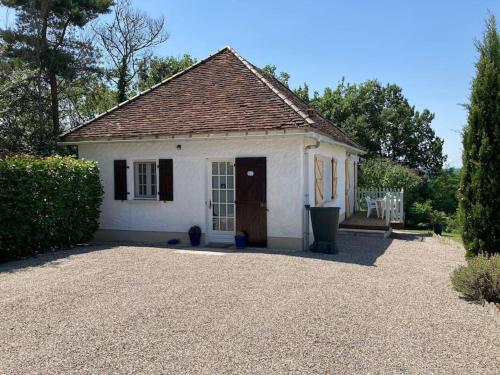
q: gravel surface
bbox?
[0,234,498,374]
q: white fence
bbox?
[356,187,404,225]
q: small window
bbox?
[134,161,157,199]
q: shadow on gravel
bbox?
[0,232,427,272]
[0,245,112,274]
[391,232,430,242]
[231,234,396,267]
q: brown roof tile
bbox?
[61,46,363,151]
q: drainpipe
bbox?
[303,138,320,250]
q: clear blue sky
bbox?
[3,1,499,167]
[134,0,498,167]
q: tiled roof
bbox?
[61,46,364,151]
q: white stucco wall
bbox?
[78,135,305,243]
[306,140,359,220]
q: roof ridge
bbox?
[60,46,233,139]
[226,46,315,126]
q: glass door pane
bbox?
[210,161,235,232]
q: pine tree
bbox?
[459,15,500,256]
[0,0,112,151]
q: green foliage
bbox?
[359,157,422,191]
[294,83,310,104]
[407,201,433,229]
[64,77,116,125]
[445,213,461,233]
[459,16,500,257]
[430,210,447,225]
[308,79,446,172]
[0,156,103,262]
[137,54,197,91]
[0,0,113,153]
[451,253,500,304]
[426,168,461,214]
[0,54,47,156]
[261,64,290,86]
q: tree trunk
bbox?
[36,0,50,152]
[116,57,129,104]
[49,72,59,137]
[36,72,45,153]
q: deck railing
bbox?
[356,187,404,225]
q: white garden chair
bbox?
[365,196,379,218]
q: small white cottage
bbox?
[61,46,364,251]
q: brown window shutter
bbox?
[314,156,324,207]
[158,159,173,201]
[114,160,128,200]
[331,158,338,199]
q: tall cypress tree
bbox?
[459,15,500,256]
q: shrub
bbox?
[0,155,103,262]
[430,210,448,225]
[359,157,422,192]
[406,200,433,229]
[427,168,461,214]
[445,212,461,233]
[451,254,500,304]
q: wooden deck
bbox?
[339,211,390,231]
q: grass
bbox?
[394,229,463,245]
[394,229,433,236]
[441,231,462,245]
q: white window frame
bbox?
[133,160,158,200]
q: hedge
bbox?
[0,156,103,262]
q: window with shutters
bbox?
[314,156,324,207]
[134,161,157,199]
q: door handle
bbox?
[208,200,212,209]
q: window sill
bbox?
[126,198,160,203]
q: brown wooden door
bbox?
[235,157,267,247]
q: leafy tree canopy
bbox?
[261,64,290,87]
[307,79,446,172]
[426,168,461,214]
[359,157,423,193]
[137,54,197,91]
[0,0,112,153]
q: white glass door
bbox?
[208,160,235,243]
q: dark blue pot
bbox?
[434,223,443,235]
[235,235,247,249]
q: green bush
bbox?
[427,168,461,214]
[0,155,103,262]
[445,212,461,233]
[451,254,500,304]
[359,157,423,192]
[430,210,448,225]
[406,200,433,228]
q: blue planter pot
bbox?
[188,225,201,246]
[235,235,247,249]
[434,223,443,235]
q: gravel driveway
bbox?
[0,234,498,374]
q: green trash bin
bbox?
[309,207,340,254]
